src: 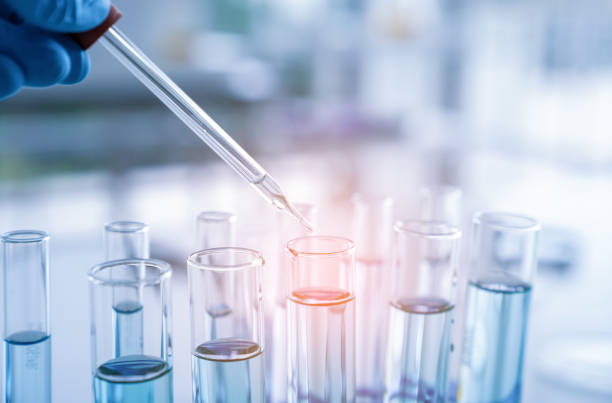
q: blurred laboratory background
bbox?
[1,0,612,401]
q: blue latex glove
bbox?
[0,0,110,100]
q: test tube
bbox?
[188,248,265,403]
[89,259,173,403]
[418,185,462,226]
[266,203,318,403]
[103,221,150,358]
[286,236,356,402]
[458,213,539,403]
[104,221,150,260]
[195,212,237,249]
[384,221,460,402]
[2,230,51,403]
[351,194,394,401]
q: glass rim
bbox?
[188,247,263,272]
[1,229,49,244]
[394,220,461,239]
[474,212,540,232]
[196,211,237,223]
[104,221,149,234]
[286,235,355,257]
[88,258,171,286]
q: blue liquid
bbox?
[384,297,454,403]
[93,355,173,403]
[114,300,144,357]
[458,277,532,403]
[5,330,51,403]
[192,338,265,403]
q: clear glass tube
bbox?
[266,203,318,403]
[458,212,540,403]
[188,248,265,403]
[418,185,463,226]
[286,236,356,403]
[384,221,460,403]
[103,221,150,358]
[351,194,394,401]
[1,230,51,403]
[104,221,150,260]
[195,212,237,249]
[89,259,173,403]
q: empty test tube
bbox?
[385,221,460,403]
[351,194,394,402]
[458,213,540,403]
[188,248,265,403]
[2,230,52,403]
[89,259,173,403]
[286,236,356,403]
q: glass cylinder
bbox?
[188,248,265,403]
[458,212,540,403]
[2,230,51,403]
[267,203,318,403]
[418,185,462,226]
[195,212,237,249]
[286,236,356,403]
[351,194,394,401]
[104,221,150,260]
[89,259,173,403]
[384,221,460,403]
[103,221,150,358]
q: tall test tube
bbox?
[351,194,394,401]
[89,259,173,403]
[286,236,356,403]
[267,204,318,403]
[384,221,460,403]
[458,213,539,403]
[188,248,265,403]
[103,221,150,357]
[2,230,51,403]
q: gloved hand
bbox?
[0,0,110,100]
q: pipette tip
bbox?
[286,203,314,233]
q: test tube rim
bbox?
[394,220,461,240]
[88,258,171,286]
[286,235,355,257]
[1,229,49,244]
[188,247,264,272]
[104,221,149,234]
[474,211,541,233]
[196,211,237,223]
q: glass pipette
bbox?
[97,26,312,231]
